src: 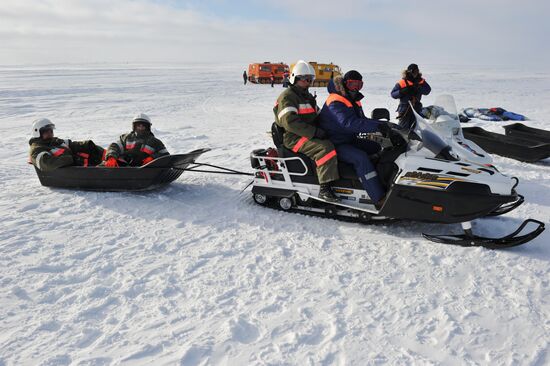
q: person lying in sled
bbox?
[103,113,169,167]
[318,70,394,209]
[29,118,105,172]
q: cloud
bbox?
[0,0,548,67]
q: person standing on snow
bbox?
[391,63,431,130]
[274,60,340,202]
[103,113,169,167]
[282,70,290,88]
[29,118,105,171]
[243,70,247,85]
[318,70,393,209]
[270,72,275,87]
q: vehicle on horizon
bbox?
[247,62,289,84]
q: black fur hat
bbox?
[407,64,419,73]
[343,70,362,81]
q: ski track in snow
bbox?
[0,64,549,365]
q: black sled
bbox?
[503,123,550,144]
[462,127,550,162]
[33,148,210,191]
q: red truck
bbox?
[248,62,290,84]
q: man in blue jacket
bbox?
[318,70,388,208]
[391,63,431,129]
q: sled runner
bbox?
[462,127,550,162]
[33,148,211,191]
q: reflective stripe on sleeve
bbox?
[316,150,337,167]
[292,136,309,153]
[364,171,378,180]
[36,151,50,170]
[277,106,298,119]
[50,147,65,157]
[141,145,155,155]
[298,103,316,114]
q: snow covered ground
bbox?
[0,63,549,365]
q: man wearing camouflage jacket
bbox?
[274,60,339,202]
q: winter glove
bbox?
[142,156,154,165]
[378,123,392,138]
[104,157,119,168]
[313,128,327,140]
[389,130,407,147]
[400,87,411,97]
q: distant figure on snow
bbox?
[29,118,104,171]
[103,113,169,167]
[282,70,290,88]
[270,71,275,87]
[390,63,431,130]
[243,70,247,85]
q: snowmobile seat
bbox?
[271,122,358,180]
[371,108,390,121]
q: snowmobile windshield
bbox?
[411,103,454,158]
[421,95,462,138]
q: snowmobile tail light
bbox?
[432,205,443,212]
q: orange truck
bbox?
[289,62,342,87]
[248,62,289,84]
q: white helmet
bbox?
[290,60,316,84]
[31,118,55,138]
[132,113,152,130]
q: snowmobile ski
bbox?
[422,219,545,249]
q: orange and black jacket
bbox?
[105,131,169,166]
[29,137,104,171]
[391,77,431,114]
[319,77,384,144]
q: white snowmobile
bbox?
[249,100,545,248]
[418,95,493,166]
[405,95,524,216]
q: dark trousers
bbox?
[335,139,385,202]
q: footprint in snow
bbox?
[230,317,260,344]
[75,357,112,366]
[37,320,62,332]
[180,346,212,366]
[40,354,71,366]
[12,286,32,301]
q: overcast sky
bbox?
[1,0,548,69]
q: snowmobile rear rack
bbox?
[422,219,545,249]
[33,148,211,191]
[462,127,550,162]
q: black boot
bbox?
[319,183,339,202]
